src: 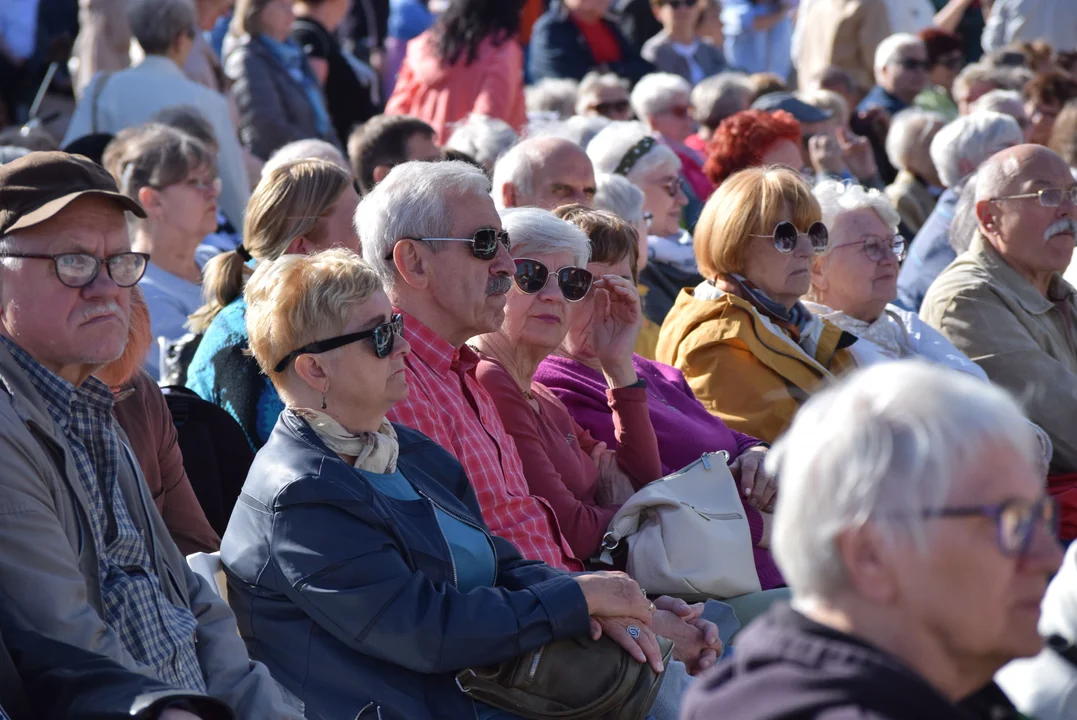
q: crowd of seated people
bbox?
[1,0,1077,717]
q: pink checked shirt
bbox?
[388,312,584,572]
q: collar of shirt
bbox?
[0,337,114,428]
[397,309,478,377]
[971,234,1076,315]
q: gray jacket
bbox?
[224,34,340,161]
[0,342,300,720]
[640,32,727,85]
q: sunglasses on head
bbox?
[750,221,829,255]
[513,258,594,302]
[594,99,631,116]
[273,313,404,372]
[403,228,510,261]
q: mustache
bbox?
[486,275,513,296]
[1045,218,1077,241]
[76,301,126,324]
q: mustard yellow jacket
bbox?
[656,286,857,443]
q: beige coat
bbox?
[793,0,892,95]
[921,234,1077,474]
[885,170,938,236]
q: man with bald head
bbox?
[492,136,597,211]
[922,144,1077,474]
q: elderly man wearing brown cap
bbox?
[0,152,300,719]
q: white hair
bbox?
[953,63,1033,104]
[630,73,692,123]
[575,72,629,116]
[491,136,589,210]
[529,115,611,150]
[594,174,646,229]
[444,114,519,171]
[356,160,491,288]
[969,89,1024,117]
[885,108,947,172]
[263,139,350,177]
[812,180,901,239]
[874,33,925,77]
[587,121,682,184]
[525,78,579,120]
[500,207,591,267]
[929,110,1023,188]
[691,72,752,130]
[768,361,1038,603]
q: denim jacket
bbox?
[221,411,592,720]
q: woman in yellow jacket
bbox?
[656,166,858,443]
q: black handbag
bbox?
[454,633,675,720]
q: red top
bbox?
[475,354,662,562]
[387,312,583,571]
[570,15,623,66]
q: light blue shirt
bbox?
[139,262,203,381]
[0,0,38,62]
[719,0,795,76]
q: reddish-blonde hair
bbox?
[95,285,152,389]
[703,109,802,186]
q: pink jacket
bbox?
[385,31,527,144]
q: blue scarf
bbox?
[257,34,332,139]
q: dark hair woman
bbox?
[385,0,528,144]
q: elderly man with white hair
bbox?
[574,72,632,121]
[687,72,753,155]
[683,360,1063,719]
[524,77,580,121]
[883,108,947,234]
[922,144,1077,475]
[804,180,986,378]
[895,110,1024,311]
[492,135,596,211]
[856,33,930,118]
[443,114,519,175]
[970,90,1032,139]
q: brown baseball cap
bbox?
[0,151,146,236]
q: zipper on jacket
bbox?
[428,500,458,587]
[415,486,499,587]
[526,644,545,682]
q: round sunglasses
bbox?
[273,313,404,372]
[513,258,594,302]
[750,221,829,255]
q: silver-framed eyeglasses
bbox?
[831,234,907,262]
[990,187,1077,208]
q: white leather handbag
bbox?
[599,451,761,600]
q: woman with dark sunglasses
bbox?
[223,248,671,720]
[657,166,859,444]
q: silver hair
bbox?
[491,136,590,210]
[631,73,693,123]
[812,180,901,239]
[950,175,980,254]
[356,160,491,289]
[768,360,1039,603]
[885,108,947,172]
[575,72,629,116]
[525,78,580,120]
[262,139,350,178]
[691,72,753,130]
[587,121,682,184]
[529,115,611,150]
[500,207,591,267]
[953,63,1033,104]
[445,114,519,171]
[873,33,925,77]
[970,89,1025,117]
[128,0,197,55]
[594,173,646,229]
[929,111,1022,188]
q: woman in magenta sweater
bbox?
[535,205,785,591]
[472,207,663,564]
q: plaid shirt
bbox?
[1,339,206,692]
[388,312,583,571]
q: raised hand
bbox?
[590,275,642,388]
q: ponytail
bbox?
[188,249,251,333]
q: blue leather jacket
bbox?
[220,411,592,720]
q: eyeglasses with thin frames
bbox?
[921,496,1059,557]
[150,176,222,195]
[990,187,1077,208]
[830,234,907,262]
[0,251,150,288]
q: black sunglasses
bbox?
[594,99,631,116]
[665,0,698,6]
[273,313,404,372]
[898,58,929,71]
[0,251,150,288]
[513,258,594,302]
[750,221,829,255]
[403,228,510,261]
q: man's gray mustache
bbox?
[486,276,513,296]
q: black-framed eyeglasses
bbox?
[654,176,685,198]
[991,187,1077,208]
[513,258,594,302]
[594,99,631,116]
[832,234,907,262]
[750,221,829,255]
[664,0,698,7]
[273,313,404,373]
[402,228,510,261]
[0,251,150,288]
[922,496,1059,557]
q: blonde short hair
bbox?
[244,248,383,387]
[693,166,821,279]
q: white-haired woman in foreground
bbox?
[683,360,1063,719]
[804,180,986,379]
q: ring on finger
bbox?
[627,625,641,639]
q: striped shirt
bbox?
[1,338,206,691]
[387,312,583,571]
